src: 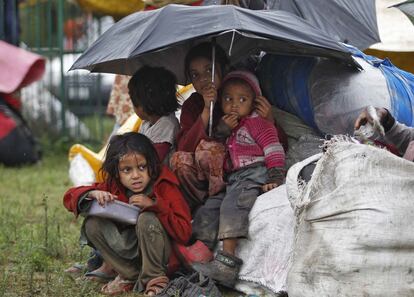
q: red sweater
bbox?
[225,113,285,171]
[63,165,192,245]
[176,92,223,152]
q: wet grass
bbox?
[0,149,94,296]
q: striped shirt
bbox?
[225,113,285,172]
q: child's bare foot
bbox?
[64,263,85,278]
[84,262,117,283]
[101,275,135,295]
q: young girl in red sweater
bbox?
[63,132,191,295]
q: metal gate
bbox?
[1,0,115,144]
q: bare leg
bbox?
[84,261,118,284]
[91,261,116,276]
[223,238,237,256]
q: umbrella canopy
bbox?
[71,4,359,84]
[392,0,414,25]
[274,0,380,50]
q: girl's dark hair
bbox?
[101,132,161,188]
[184,42,229,83]
[128,66,179,117]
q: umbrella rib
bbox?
[292,0,305,18]
[228,30,236,57]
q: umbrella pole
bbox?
[209,39,216,137]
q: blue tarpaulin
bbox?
[258,45,414,134]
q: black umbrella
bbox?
[71,4,359,85]
[274,0,381,50]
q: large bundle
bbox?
[286,140,414,297]
[258,46,414,135]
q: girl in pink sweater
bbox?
[192,70,286,288]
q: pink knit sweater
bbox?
[225,113,285,172]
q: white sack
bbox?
[286,140,414,297]
[235,184,295,296]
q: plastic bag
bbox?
[69,153,96,186]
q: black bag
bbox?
[0,96,41,166]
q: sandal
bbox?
[64,263,85,277]
[144,276,169,296]
[84,270,117,283]
[101,275,135,295]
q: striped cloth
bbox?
[225,112,285,172]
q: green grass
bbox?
[0,150,94,296]
[0,149,240,297]
[81,115,116,147]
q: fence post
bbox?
[57,0,66,135]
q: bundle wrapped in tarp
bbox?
[258,45,414,135]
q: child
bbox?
[171,42,229,213]
[355,106,414,158]
[63,132,192,295]
[171,43,280,268]
[172,42,275,212]
[65,65,181,279]
[191,70,286,288]
[128,66,180,164]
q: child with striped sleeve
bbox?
[192,70,286,288]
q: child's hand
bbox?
[88,190,117,206]
[255,96,274,122]
[222,114,239,130]
[200,82,217,108]
[354,106,388,135]
[129,194,154,208]
[262,182,279,192]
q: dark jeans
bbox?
[192,165,267,249]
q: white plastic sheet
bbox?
[69,153,96,186]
